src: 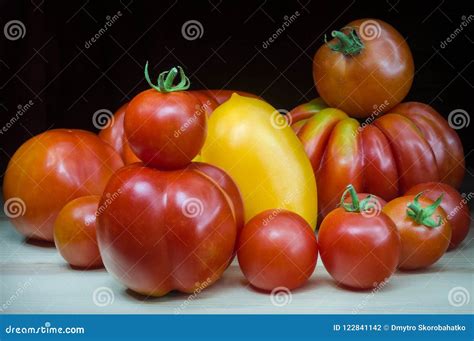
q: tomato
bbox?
[406,182,470,250]
[3,129,123,241]
[96,163,237,296]
[200,89,262,105]
[201,94,318,229]
[313,19,414,118]
[98,103,141,164]
[237,209,318,291]
[318,185,400,289]
[287,97,327,134]
[292,102,465,218]
[392,102,465,188]
[53,195,103,268]
[383,193,451,270]
[124,64,206,170]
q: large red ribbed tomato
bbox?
[288,101,465,218]
[3,129,123,241]
[96,163,237,297]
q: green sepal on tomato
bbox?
[383,192,451,270]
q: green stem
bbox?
[406,192,444,228]
[326,29,364,56]
[144,61,190,93]
[340,184,360,212]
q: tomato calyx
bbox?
[340,184,376,214]
[406,192,444,228]
[144,61,190,93]
[325,29,364,56]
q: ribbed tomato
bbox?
[290,101,465,218]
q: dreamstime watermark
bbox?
[270,109,291,129]
[0,100,34,135]
[92,286,115,307]
[86,189,122,226]
[440,15,474,49]
[181,198,204,218]
[4,322,85,335]
[174,100,210,138]
[353,100,390,137]
[3,197,26,218]
[360,196,383,218]
[262,11,300,49]
[0,277,33,312]
[448,109,470,130]
[358,20,382,41]
[4,20,26,41]
[181,20,204,41]
[352,277,390,314]
[174,277,212,314]
[441,192,473,225]
[448,286,470,307]
[84,11,123,49]
[92,108,114,130]
[270,287,292,307]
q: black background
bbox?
[1,0,473,184]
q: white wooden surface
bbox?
[1,213,472,314]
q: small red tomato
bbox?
[383,193,451,270]
[124,64,206,170]
[237,209,318,291]
[53,195,103,269]
[318,185,400,289]
[406,182,470,250]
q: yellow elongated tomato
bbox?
[201,94,318,229]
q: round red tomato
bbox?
[98,103,140,164]
[313,19,414,118]
[405,182,469,250]
[237,209,318,291]
[54,195,103,268]
[318,185,400,289]
[383,193,451,270]
[96,163,237,296]
[124,64,206,170]
[3,129,123,241]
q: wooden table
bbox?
[1,208,472,314]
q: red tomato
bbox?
[313,19,414,118]
[96,164,237,296]
[392,102,465,188]
[98,103,141,164]
[124,65,206,170]
[383,193,451,270]
[53,195,103,268]
[406,182,470,250]
[318,185,400,289]
[237,209,318,291]
[293,102,465,218]
[3,129,123,241]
